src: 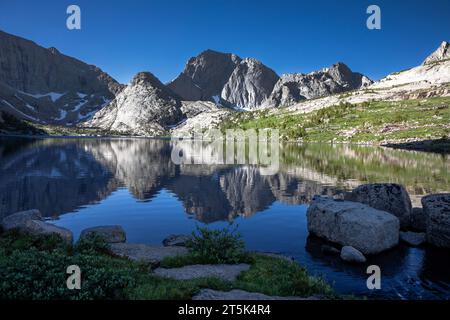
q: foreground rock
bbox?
[162,234,191,247]
[153,264,250,281]
[80,225,126,243]
[422,194,450,248]
[307,196,399,254]
[23,220,73,244]
[1,209,42,231]
[109,243,188,267]
[410,208,427,232]
[193,289,312,300]
[400,231,426,247]
[340,246,367,263]
[345,184,412,228]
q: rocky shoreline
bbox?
[1,184,449,299]
[307,183,449,263]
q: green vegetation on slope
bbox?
[221,97,450,143]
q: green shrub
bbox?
[74,233,110,254]
[0,232,139,300]
[186,225,250,264]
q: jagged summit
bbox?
[262,62,372,108]
[168,49,242,101]
[423,41,450,65]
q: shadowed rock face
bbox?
[263,62,372,107]
[0,30,122,125]
[85,72,184,136]
[167,49,242,101]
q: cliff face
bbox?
[221,58,280,110]
[0,30,122,125]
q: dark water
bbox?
[1,136,449,299]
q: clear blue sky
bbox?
[1,0,449,84]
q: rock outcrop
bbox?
[162,234,191,247]
[423,41,450,65]
[345,184,412,228]
[1,209,42,231]
[109,243,188,267]
[23,220,73,244]
[221,58,279,110]
[80,225,126,243]
[263,62,372,107]
[307,196,399,254]
[0,209,73,244]
[0,30,122,125]
[85,72,184,136]
[422,193,450,248]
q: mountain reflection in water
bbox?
[1,137,448,221]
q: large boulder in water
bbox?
[345,183,412,229]
[307,196,399,255]
[422,193,450,248]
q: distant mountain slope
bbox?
[85,72,184,136]
[0,30,122,125]
[263,62,372,108]
[168,49,372,110]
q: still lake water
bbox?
[1,136,449,299]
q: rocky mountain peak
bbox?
[85,71,183,136]
[168,49,242,101]
[423,41,450,65]
[47,47,60,55]
[263,62,372,108]
[131,71,164,87]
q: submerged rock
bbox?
[340,246,366,263]
[162,234,191,247]
[422,193,450,248]
[193,289,311,300]
[345,183,412,228]
[1,209,42,231]
[307,196,399,254]
[23,220,73,244]
[109,243,188,267]
[80,225,126,243]
[153,264,250,281]
[400,231,426,246]
[321,245,340,255]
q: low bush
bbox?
[185,224,251,264]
